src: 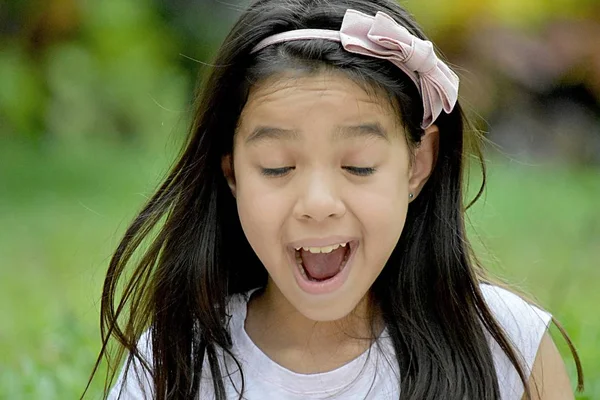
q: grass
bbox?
[0,138,598,398]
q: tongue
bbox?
[300,246,347,280]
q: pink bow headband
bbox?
[250,9,460,129]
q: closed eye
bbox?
[343,166,376,176]
[261,166,376,177]
[261,167,294,177]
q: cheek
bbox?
[349,170,409,257]
[234,172,289,251]
[352,165,408,218]
[353,190,408,239]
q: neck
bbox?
[245,279,383,373]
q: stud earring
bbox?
[408,192,414,199]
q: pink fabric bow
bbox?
[251,9,460,129]
[340,9,459,129]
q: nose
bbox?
[293,170,346,222]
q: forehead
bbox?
[236,71,400,138]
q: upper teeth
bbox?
[295,242,347,254]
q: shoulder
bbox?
[479,283,553,399]
[479,284,552,338]
[528,332,574,399]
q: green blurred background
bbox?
[1,0,598,398]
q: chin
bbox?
[290,286,367,322]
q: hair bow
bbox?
[251,9,460,129]
[340,9,459,129]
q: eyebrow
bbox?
[244,122,389,145]
[333,123,389,142]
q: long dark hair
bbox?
[85,0,583,398]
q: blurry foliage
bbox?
[0,0,190,146]
[403,0,597,32]
[1,0,598,148]
[0,45,45,139]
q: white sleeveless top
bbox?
[108,284,551,400]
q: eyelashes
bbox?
[261,167,294,177]
[343,166,376,176]
[260,166,376,177]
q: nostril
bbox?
[293,184,346,221]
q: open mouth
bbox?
[293,241,354,282]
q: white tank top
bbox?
[108,284,551,400]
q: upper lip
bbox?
[288,236,358,249]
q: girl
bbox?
[87,0,584,399]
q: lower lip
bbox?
[289,242,357,295]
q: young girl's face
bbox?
[224,71,420,321]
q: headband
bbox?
[250,9,459,129]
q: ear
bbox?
[408,124,439,201]
[221,154,237,198]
